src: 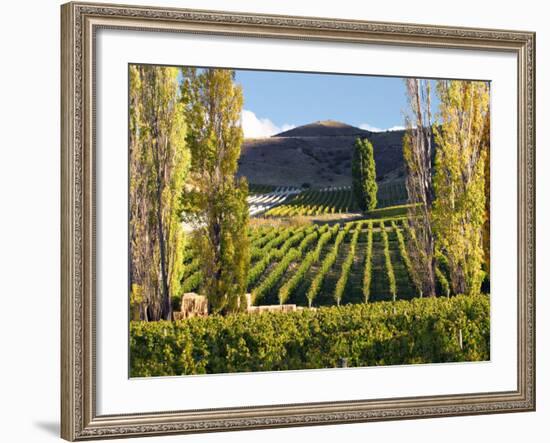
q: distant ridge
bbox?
[275,120,369,138]
[238,120,406,188]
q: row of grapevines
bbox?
[266,187,357,217]
[333,222,362,305]
[293,226,326,258]
[266,184,415,218]
[247,225,313,288]
[315,190,335,215]
[391,220,420,296]
[252,248,301,303]
[265,190,315,216]
[400,219,425,297]
[380,221,397,301]
[314,190,342,215]
[362,221,374,302]
[278,224,340,304]
[250,226,300,261]
[305,222,355,307]
[251,226,323,304]
[250,226,276,249]
[249,229,285,259]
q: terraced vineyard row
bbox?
[264,187,356,217]
[177,218,433,310]
[262,181,408,217]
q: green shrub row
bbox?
[130,294,490,376]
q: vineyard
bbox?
[174,215,452,312]
[134,173,490,377]
[255,180,408,218]
[128,67,492,378]
[131,294,490,376]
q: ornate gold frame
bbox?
[61,2,536,440]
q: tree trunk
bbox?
[156,177,171,320]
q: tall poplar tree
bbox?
[432,80,489,296]
[182,68,250,314]
[129,65,190,321]
[482,111,491,275]
[402,78,436,297]
[352,137,378,211]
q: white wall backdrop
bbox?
[0,0,546,442]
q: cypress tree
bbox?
[351,137,378,211]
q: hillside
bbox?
[275,120,368,137]
[238,120,406,188]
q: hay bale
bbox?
[176,293,208,319]
[173,311,185,321]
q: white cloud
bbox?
[279,123,297,133]
[359,123,405,132]
[359,123,383,132]
[241,110,295,138]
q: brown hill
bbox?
[238,121,406,188]
[275,120,369,138]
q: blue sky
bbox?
[234,69,410,137]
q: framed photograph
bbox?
[61,1,536,440]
